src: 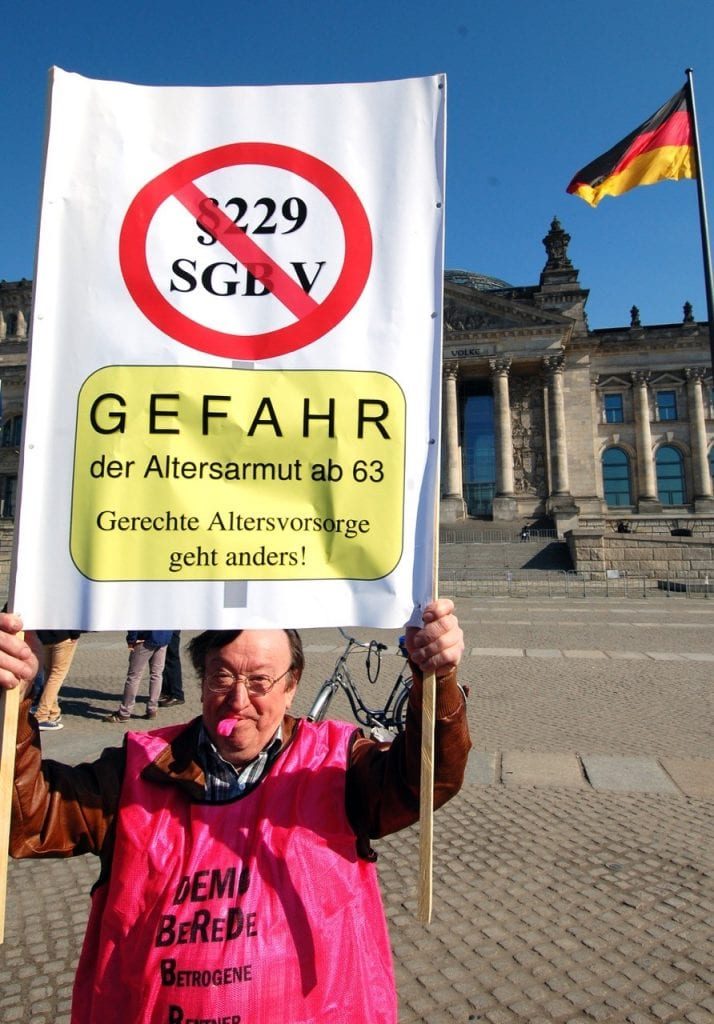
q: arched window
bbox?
[656,445,686,505]
[602,447,632,507]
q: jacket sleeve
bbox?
[10,699,125,860]
[345,667,471,856]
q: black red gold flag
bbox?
[567,86,696,207]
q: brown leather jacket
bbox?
[11,668,470,880]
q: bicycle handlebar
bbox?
[337,626,387,652]
[335,629,392,684]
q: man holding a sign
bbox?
[0,599,469,1023]
[0,67,458,1019]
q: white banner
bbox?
[13,69,445,630]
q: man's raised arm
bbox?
[346,598,471,849]
[0,612,124,861]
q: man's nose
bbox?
[225,679,251,708]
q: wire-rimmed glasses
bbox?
[204,666,294,697]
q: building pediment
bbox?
[596,374,632,389]
[444,282,573,336]
[651,371,686,386]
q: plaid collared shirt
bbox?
[197,724,283,802]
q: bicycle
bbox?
[306,628,412,741]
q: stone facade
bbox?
[440,219,714,537]
[0,278,31,517]
[1,220,712,544]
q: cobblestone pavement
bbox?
[2,594,713,1023]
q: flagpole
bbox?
[685,68,714,372]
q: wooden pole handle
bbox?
[416,668,436,923]
[417,442,441,923]
[0,670,22,943]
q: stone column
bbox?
[542,352,579,535]
[440,362,465,521]
[543,353,571,496]
[489,357,518,520]
[489,357,515,495]
[442,362,462,496]
[685,367,714,509]
[630,370,661,512]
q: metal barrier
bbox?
[440,569,575,599]
[439,528,558,545]
[439,569,713,599]
[656,575,713,599]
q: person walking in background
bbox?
[33,629,81,731]
[158,629,185,706]
[104,630,172,723]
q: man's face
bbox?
[201,630,297,766]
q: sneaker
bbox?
[104,711,130,724]
[145,707,157,719]
[38,719,64,731]
[158,696,185,707]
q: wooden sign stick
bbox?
[0,523,27,942]
[417,498,440,924]
[416,663,436,923]
[0,664,22,943]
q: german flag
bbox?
[567,86,696,207]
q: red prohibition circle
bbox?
[119,142,372,359]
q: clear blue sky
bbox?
[2,0,713,330]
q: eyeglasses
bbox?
[204,666,294,697]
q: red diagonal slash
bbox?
[174,181,319,321]
[120,142,372,359]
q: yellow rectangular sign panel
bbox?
[71,367,405,581]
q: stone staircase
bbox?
[439,520,573,577]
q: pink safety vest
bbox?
[72,719,397,1024]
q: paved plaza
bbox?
[1,593,713,1022]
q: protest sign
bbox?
[12,70,445,630]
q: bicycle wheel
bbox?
[394,684,411,733]
[306,682,335,723]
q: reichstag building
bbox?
[1,218,713,538]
